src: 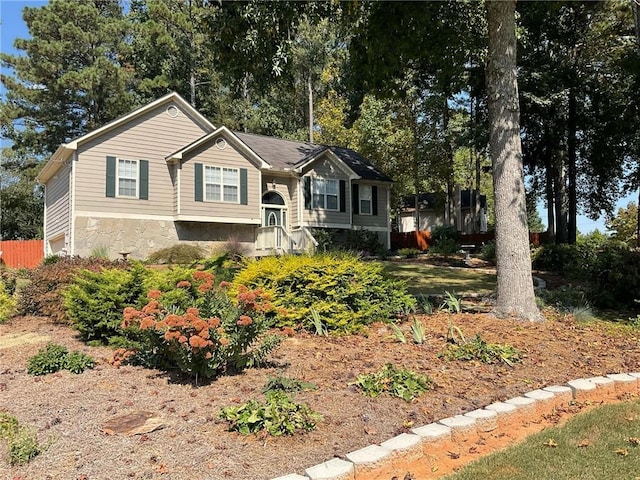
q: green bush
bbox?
[232,253,416,334]
[263,375,317,394]
[353,363,432,401]
[429,225,460,255]
[311,228,384,255]
[481,241,496,263]
[219,391,322,436]
[398,248,422,258]
[122,270,281,379]
[63,351,96,374]
[146,244,206,265]
[440,333,522,366]
[0,279,16,323]
[0,413,42,465]
[587,245,640,308]
[64,262,149,343]
[27,343,69,375]
[18,257,126,323]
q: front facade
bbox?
[38,93,393,259]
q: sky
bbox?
[0,0,636,232]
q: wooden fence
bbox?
[391,231,549,251]
[0,240,44,269]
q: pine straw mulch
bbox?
[1,310,640,480]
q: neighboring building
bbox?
[37,92,393,259]
[396,187,488,234]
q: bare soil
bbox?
[2,307,639,480]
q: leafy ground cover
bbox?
[445,400,640,480]
[1,306,640,479]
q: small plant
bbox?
[63,351,96,374]
[90,245,109,259]
[309,308,328,336]
[219,391,322,436]
[263,375,317,394]
[628,315,640,329]
[0,279,16,323]
[571,306,595,323]
[219,236,251,260]
[146,244,206,265]
[388,322,407,343]
[0,413,42,465]
[446,321,467,344]
[416,294,433,315]
[440,333,522,366]
[481,241,496,263]
[410,317,427,344]
[27,344,95,375]
[441,290,462,314]
[353,363,432,401]
[27,344,69,375]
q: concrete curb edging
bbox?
[270,373,640,480]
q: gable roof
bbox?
[233,132,393,182]
[37,92,215,183]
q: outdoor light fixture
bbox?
[272,179,276,190]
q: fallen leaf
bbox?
[102,428,115,436]
[156,463,169,474]
[431,465,439,472]
[543,439,557,448]
[615,448,629,456]
[578,439,590,448]
[364,426,377,435]
[628,437,640,446]
[448,451,460,459]
[403,420,414,428]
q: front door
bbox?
[265,208,282,227]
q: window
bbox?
[312,178,339,210]
[118,159,138,197]
[205,166,239,203]
[359,185,372,215]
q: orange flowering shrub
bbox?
[121,270,281,379]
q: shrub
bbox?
[311,228,384,255]
[146,244,206,265]
[64,262,149,343]
[481,241,496,263]
[0,413,42,465]
[353,363,432,401]
[398,248,422,258]
[27,344,69,375]
[18,257,126,323]
[219,391,322,436]
[0,279,16,323]
[63,351,96,374]
[587,245,640,309]
[218,236,252,260]
[429,225,460,255]
[232,253,416,334]
[121,271,282,379]
[263,375,317,394]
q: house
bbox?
[396,188,488,234]
[37,92,393,260]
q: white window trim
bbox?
[359,184,372,216]
[116,158,139,199]
[312,177,339,211]
[204,165,240,204]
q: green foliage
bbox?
[89,245,110,259]
[146,244,206,265]
[605,201,638,247]
[27,343,69,375]
[219,391,322,436]
[430,225,460,254]
[18,257,126,323]
[416,294,433,315]
[123,270,281,379]
[64,262,148,343]
[388,322,407,343]
[62,351,96,374]
[263,375,317,394]
[232,253,415,334]
[410,317,427,344]
[0,413,41,465]
[311,228,384,256]
[481,241,496,263]
[398,248,422,258]
[440,290,462,313]
[536,286,590,312]
[0,279,16,323]
[441,333,522,367]
[353,363,432,402]
[429,237,460,256]
[309,308,328,336]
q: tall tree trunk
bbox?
[486,0,542,321]
[472,97,482,233]
[633,0,640,247]
[443,93,454,226]
[544,154,555,242]
[567,86,577,243]
[308,75,314,143]
[553,148,568,244]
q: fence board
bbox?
[391,231,549,251]
[0,240,44,269]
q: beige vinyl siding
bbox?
[179,139,261,222]
[302,157,350,226]
[291,177,300,226]
[353,183,389,229]
[74,102,208,216]
[45,160,71,243]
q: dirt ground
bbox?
[1,305,639,480]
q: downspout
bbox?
[42,184,47,256]
[70,152,77,256]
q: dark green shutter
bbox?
[240,168,248,205]
[352,183,359,215]
[194,163,203,202]
[106,156,116,197]
[304,176,311,209]
[139,160,149,200]
[339,180,346,212]
[372,185,378,216]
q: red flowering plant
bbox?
[120,270,282,380]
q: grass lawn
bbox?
[382,261,496,295]
[445,400,640,480]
